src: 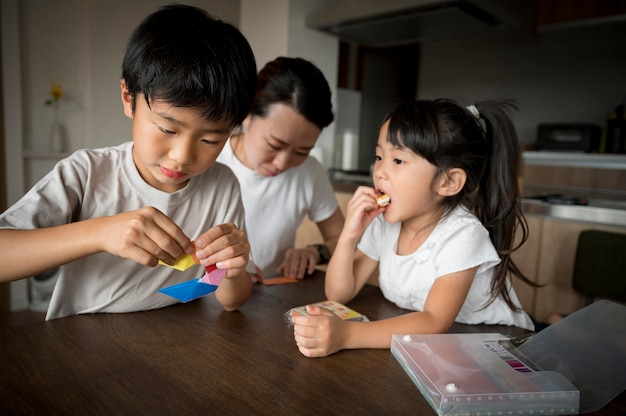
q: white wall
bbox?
[418,29,626,145]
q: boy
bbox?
[0,4,257,320]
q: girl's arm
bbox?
[0,206,191,283]
[325,186,382,303]
[294,266,477,357]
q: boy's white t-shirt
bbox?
[0,142,246,320]
[358,205,534,330]
[217,138,338,277]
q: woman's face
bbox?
[241,103,321,177]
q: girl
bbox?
[218,57,344,280]
[292,99,535,357]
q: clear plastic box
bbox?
[391,333,579,415]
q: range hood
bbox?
[306,0,524,47]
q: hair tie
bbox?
[466,105,480,120]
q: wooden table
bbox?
[0,273,623,415]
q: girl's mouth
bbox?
[160,166,188,179]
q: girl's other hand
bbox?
[292,304,348,357]
[341,186,384,240]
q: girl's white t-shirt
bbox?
[358,206,534,330]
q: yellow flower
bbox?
[45,84,64,106]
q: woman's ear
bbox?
[436,168,467,197]
[120,79,134,119]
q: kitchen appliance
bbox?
[536,123,601,152]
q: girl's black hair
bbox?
[384,99,535,311]
[251,57,334,129]
[121,4,257,128]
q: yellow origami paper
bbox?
[158,253,197,271]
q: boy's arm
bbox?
[0,206,191,283]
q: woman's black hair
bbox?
[121,4,257,128]
[251,57,334,129]
[384,99,536,311]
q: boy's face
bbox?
[121,81,232,193]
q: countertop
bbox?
[328,171,626,227]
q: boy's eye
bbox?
[158,126,175,135]
[374,155,382,162]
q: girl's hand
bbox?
[193,223,250,279]
[277,247,318,279]
[292,304,349,357]
[100,206,191,267]
[341,186,385,240]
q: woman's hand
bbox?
[277,247,319,279]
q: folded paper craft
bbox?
[158,254,197,271]
[158,278,218,302]
[199,266,227,285]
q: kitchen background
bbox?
[2,0,626,312]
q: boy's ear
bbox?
[436,168,466,197]
[120,80,134,119]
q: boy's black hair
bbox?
[251,57,334,129]
[121,4,257,128]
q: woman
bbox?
[218,57,344,280]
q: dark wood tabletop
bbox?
[0,272,623,415]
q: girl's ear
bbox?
[120,79,134,119]
[436,168,467,197]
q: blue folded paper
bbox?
[158,278,218,302]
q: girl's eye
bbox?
[201,139,220,145]
[393,158,404,165]
[268,143,281,151]
[374,155,382,162]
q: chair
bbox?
[573,230,626,306]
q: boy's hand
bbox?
[292,304,348,358]
[193,223,250,278]
[100,206,191,267]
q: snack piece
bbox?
[376,193,390,207]
[284,300,369,325]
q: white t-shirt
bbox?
[0,142,246,320]
[358,206,534,330]
[218,139,338,277]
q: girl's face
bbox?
[122,83,232,193]
[240,103,321,177]
[372,120,442,224]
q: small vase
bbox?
[49,121,66,153]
